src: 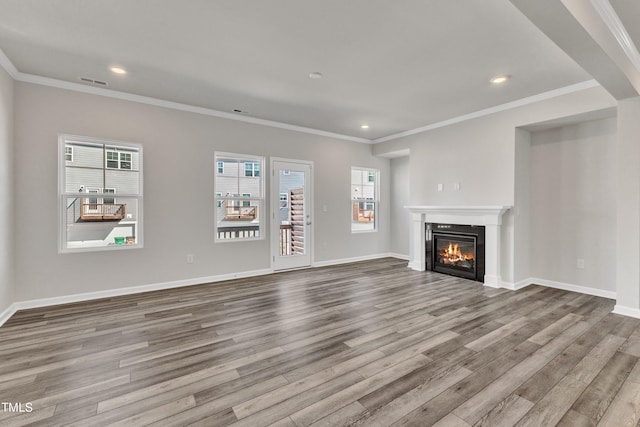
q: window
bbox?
[103,188,116,205]
[215,153,264,240]
[280,192,289,209]
[106,151,118,168]
[106,150,133,170]
[59,135,142,252]
[245,161,260,177]
[120,153,132,170]
[351,167,379,232]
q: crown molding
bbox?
[0,46,602,147]
[0,48,18,79]
[590,0,640,73]
[373,79,601,143]
[0,47,372,145]
[14,72,374,144]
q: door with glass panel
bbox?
[272,160,312,270]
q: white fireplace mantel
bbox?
[406,205,511,288]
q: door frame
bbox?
[271,157,313,271]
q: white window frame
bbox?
[59,135,143,253]
[214,152,265,242]
[351,166,379,233]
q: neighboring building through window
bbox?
[59,135,142,252]
[351,167,379,232]
[106,150,132,170]
[280,192,288,209]
[215,153,264,240]
[245,161,260,177]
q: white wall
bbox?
[616,97,640,313]
[0,66,14,316]
[376,85,617,286]
[530,117,617,293]
[13,82,390,301]
[390,156,410,257]
[512,128,531,283]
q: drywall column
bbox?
[0,65,14,323]
[615,97,640,317]
[408,212,426,271]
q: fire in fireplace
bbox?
[437,240,475,269]
[426,223,485,282]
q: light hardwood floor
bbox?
[1,258,639,426]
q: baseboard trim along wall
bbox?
[1,268,273,326]
[0,253,402,327]
[0,257,626,327]
[0,303,17,328]
[312,253,399,268]
[500,278,533,291]
[525,277,616,300]
[388,253,410,261]
[613,305,640,319]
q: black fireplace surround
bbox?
[426,223,485,282]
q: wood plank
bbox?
[474,394,534,427]
[596,366,640,426]
[0,258,628,427]
[452,320,590,425]
[514,334,625,427]
[568,351,637,424]
[289,355,431,427]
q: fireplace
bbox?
[426,223,485,282]
[407,206,510,287]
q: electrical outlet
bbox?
[577,259,585,269]
[187,254,194,264]
[437,183,444,192]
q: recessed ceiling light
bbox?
[490,75,509,84]
[110,67,127,75]
[361,124,369,129]
[309,72,323,79]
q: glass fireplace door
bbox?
[432,232,477,280]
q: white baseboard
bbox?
[500,278,533,291]
[0,260,626,328]
[528,277,616,300]
[388,252,410,261]
[313,253,394,268]
[1,254,408,327]
[7,268,274,319]
[613,305,640,319]
[0,303,18,327]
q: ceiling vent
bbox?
[79,77,109,87]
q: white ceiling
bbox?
[0,0,636,141]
